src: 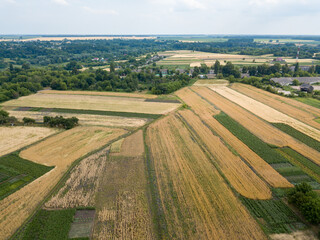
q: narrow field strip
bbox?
[211,86,320,142]
[0,126,127,239]
[192,86,320,167]
[231,83,320,130]
[2,93,180,115]
[179,110,272,199]
[146,114,267,239]
[175,87,291,188]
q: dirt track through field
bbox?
[176,88,292,188]
[211,86,320,142]
[192,86,320,166]
[146,115,267,239]
[0,126,126,239]
[231,83,320,130]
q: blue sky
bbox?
[0,0,320,35]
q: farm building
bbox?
[271,77,320,86]
[160,69,168,75]
[176,69,185,74]
[300,84,314,93]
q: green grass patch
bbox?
[241,197,305,234]
[15,209,76,240]
[272,123,320,151]
[295,97,320,109]
[0,152,53,200]
[214,112,288,164]
[15,107,162,119]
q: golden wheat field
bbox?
[146,114,267,239]
[231,83,320,129]
[2,93,180,115]
[179,109,272,199]
[0,126,58,157]
[192,86,320,166]
[0,126,127,239]
[40,89,158,99]
[175,88,292,188]
[93,130,154,240]
[211,85,320,142]
[8,110,148,128]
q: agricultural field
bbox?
[158,50,317,68]
[146,114,267,239]
[192,86,320,166]
[296,97,320,109]
[231,83,320,130]
[93,130,154,239]
[175,87,292,188]
[210,85,320,142]
[1,92,180,115]
[0,126,58,157]
[0,126,126,239]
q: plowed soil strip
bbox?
[146,115,267,239]
[176,88,291,188]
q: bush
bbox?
[43,116,79,129]
[288,183,320,224]
[23,117,36,125]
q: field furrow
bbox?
[192,86,320,166]
[231,83,320,130]
[176,87,291,188]
[146,114,267,239]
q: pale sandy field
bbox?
[211,86,320,142]
[0,126,57,157]
[2,93,180,115]
[9,111,148,128]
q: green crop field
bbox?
[0,153,53,200]
[296,98,320,109]
[214,112,288,164]
[15,209,76,240]
[272,123,320,151]
[241,197,305,234]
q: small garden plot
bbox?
[69,210,95,239]
[0,152,53,200]
[241,198,305,234]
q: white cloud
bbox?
[82,6,118,15]
[52,0,69,6]
[3,0,17,4]
[180,0,205,10]
[151,0,206,11]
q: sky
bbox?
[0,0,320,35]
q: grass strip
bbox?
[272,123,320,152]
[15,107,162,119]
[214,112,288,164]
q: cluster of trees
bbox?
[0,110,17,125]
[288,183,320,224]
[43,116,79,129]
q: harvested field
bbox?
[192,86,320,166]
[179,110,272,199]
[194,79,229,86]
[9,110,148,128]
[146,114,267,239]
[271,230,317,240]
[211,86,320,142]
[0,126,127,239]
[45,148,109,209]
[0,126,57,157]
[40,89,157,99]
[231,83,320,130]
[175,88,291,188]
[2,93,180,115]
[232,83,320,117]
[93,130,154,240]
